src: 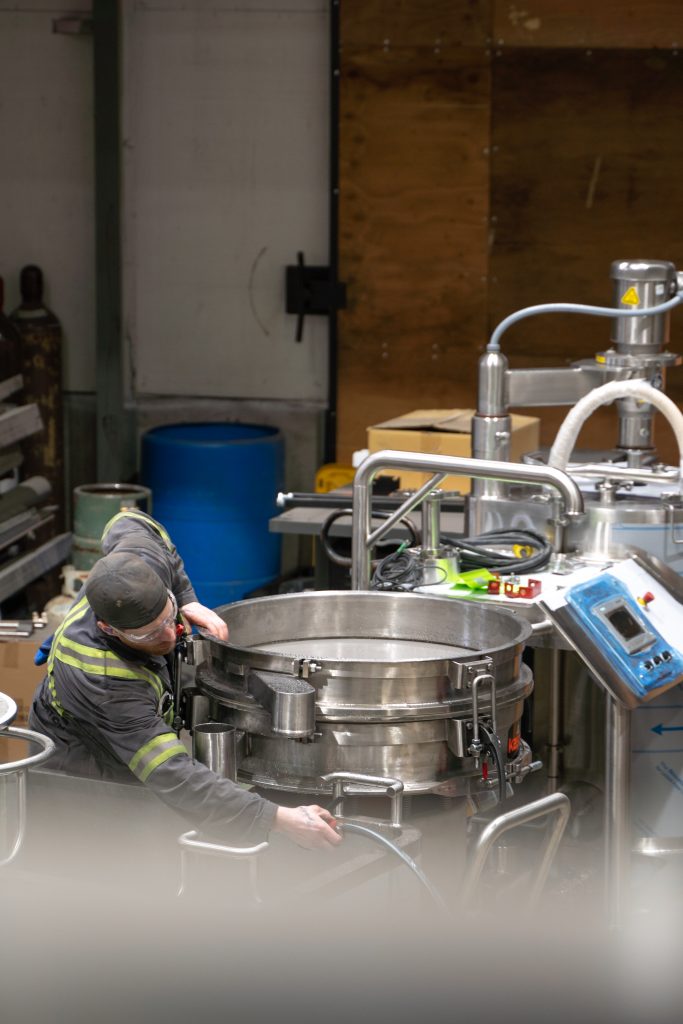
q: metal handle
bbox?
[178,829,269,858]
[665,500,683,545]
[468,672,497,769]
[0,725,56,774]
[177,830,268,900]
[321,771,404,828]
[460,791,571,910]
[352,450,584,589]
[0,726,56,868]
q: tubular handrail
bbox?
[351,451,584,589]
[321,771,404,828]
[0,726,56,775]
[0,725,56,868]
[177,830,269,899]
[460,791,571,910]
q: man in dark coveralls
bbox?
[30,509,340,851]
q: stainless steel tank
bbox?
[190,591,533,798]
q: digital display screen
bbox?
[605,605,643,642]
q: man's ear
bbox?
[97,621,114,635]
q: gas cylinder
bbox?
[0,277,22,384]
[9,265,65,533]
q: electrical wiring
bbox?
[441,528,553,575]
[370,528,552,591]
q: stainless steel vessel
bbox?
[190,591,533,797]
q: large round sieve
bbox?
[253,636,472,661]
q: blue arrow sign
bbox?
[651,723,683,736]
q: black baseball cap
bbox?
[85,552,168,630]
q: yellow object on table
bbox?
[315,463,355,493]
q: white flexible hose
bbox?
[547,380,683,492]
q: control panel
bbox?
[541,558,683,708]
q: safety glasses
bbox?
[113,590,178,643]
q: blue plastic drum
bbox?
[141,423,284,607]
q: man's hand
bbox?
[180,601,229,641]
[273,805,342,850]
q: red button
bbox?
[642,592,655,605]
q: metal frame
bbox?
[0,725,56,868]
[350,450,583,590]
[460,791,571,912]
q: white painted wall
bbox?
[122,0,330,402]
[0,0,330,408]
[0,0,95,393]
[0,0,330,509]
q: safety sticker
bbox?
[621,286,640,306]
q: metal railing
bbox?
[0,725,56,867]
[350,451,584,590]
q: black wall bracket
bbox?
[286,251,347,342]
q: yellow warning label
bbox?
[621,286,640,306]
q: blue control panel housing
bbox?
[565,574,683,700]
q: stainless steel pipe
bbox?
[193,723,237,781]
[352,451,584,590]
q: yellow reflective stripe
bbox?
[54,636,163,693]
[129,731,185,779]
[129,731,177,773]
[138,744,187,783]
[48,672,65,716]
[52,649,164,701]
[58,634,122,661]
[48,597,89,673]
[101,510,173,550]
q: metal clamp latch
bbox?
[183,634,207,666]
[321,771,404,828]
[467,668,497,770]
[448,655,493,690]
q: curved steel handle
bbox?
[178,830,269,858]
[0,726,56,868]
[0,726,56,774]
[468,672,497,769]
[321,771,404,828]
[460,791,571,910]
[177,830,268,900]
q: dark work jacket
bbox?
[29,510,277,842]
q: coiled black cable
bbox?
[371,528,552,592]
[320,508,420,569]
[371,545,434,591]
[479,723,507,805]
[440,528,552,575]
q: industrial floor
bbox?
[2,765,683,1024]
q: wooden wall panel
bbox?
[341,0,491,50]
[489,49,683,462]
[337,39,491,461]
[492,2,683,50]
[337,3,683,469]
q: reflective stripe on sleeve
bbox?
[129,732,187,783]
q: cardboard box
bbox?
[367,408,540,494]
[0,637,46,727]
